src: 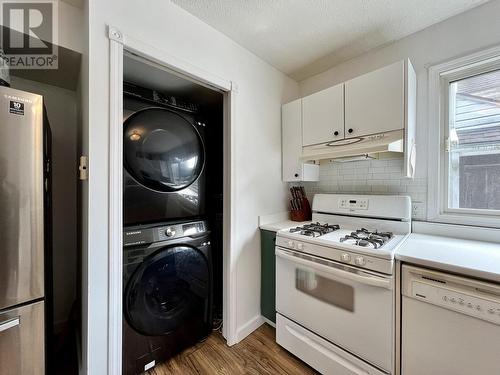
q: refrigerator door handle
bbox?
[0,317,20,333]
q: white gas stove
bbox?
[275,194,411,375]
[277,194,411,274]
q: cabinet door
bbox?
[302,84,344,146]
[345,60,405,138]
[282,99,303,181]
[261,230,276,323]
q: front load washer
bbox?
[122,220,212,375]
[123,92,206,226]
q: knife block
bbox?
[290,198,312,222]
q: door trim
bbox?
[107,25,238,375]
[108,27,123,375]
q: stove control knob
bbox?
[296,243,303,250]
[341,253,351,263]
[165,227,176,237]
[355,256,366,266]
[287,241,295,248]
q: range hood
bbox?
[300,129,404,162]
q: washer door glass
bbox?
[123,107,204,192]
[124,245,210,336]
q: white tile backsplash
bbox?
[297,156,427,219]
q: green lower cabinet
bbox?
[260,229,277,323]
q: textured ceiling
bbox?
[171,0,490,81]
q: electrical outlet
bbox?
[412,201,424,219]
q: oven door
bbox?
[276,247,394,373]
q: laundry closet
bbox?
[121,52,224,374]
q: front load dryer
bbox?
[123,92,207,226]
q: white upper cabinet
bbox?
[302,84,344,146]
[284,59,415,179]
[282,99,319,182]
[345,60,405,138]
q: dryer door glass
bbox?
[123,107,205,192]
[124,245,210,336]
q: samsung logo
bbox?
[125,231,141,236]
[4,94,32,103]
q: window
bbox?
[428,47,500,227]
[447,69,500,211]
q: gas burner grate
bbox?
[340,228,393,249]
[289,222,340,237]
[340,235,384,249]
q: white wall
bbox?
[84,0,298,373]
[58,1,84,54]
[11,76,78,330]
[299,0,500,219]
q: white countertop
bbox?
[258,211,309,232]
[259,220,309,232]
[396,233,500,283]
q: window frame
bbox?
[427,45,500,228]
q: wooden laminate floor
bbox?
[148,324,318,375]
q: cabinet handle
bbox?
[348,128,354,134]
[334,131,339,136]
[294,173,299,178]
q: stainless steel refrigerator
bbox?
[0,86,51,375]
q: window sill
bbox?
[427,212,500,230]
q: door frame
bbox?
[107,26,238,374]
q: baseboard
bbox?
[235,314,265,343]
[261,316,276,328]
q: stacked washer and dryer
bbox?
[122,83,213,375]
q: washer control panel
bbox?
[124,220,207,246]
[157,221,206,241]
[411,281,500,325]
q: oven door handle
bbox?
[276,248,392,290]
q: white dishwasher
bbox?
[401,265,500,375]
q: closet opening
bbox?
[121,51,225,374]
